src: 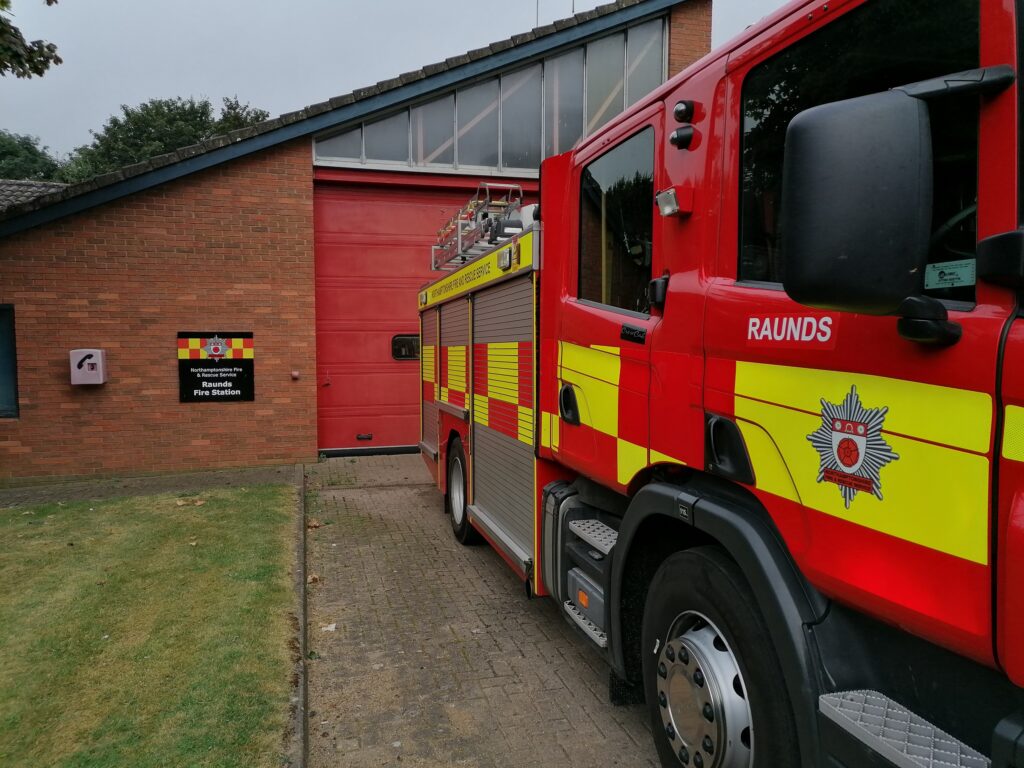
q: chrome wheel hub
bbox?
[449,457,465,525]
[656,612,753,768]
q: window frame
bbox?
[575,124,657,317]
[312,17,668,177]
[733,0,982,310]
[0,304,18,419]
[391,334,421,361]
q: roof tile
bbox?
[488,39,515,53]
[0,180,66,211]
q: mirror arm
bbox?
[647,275,669,310]
[894,64,1014,101]
[896,296,962,346]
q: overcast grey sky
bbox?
[0,0,786,157]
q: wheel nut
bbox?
[659,691,667,708]
[702,735,714,754]
[666,645,676,662]
[666,722,676,741]
[702,703,714,722]
[680,648,690,664]
[658,662,668,679]
[693,669,704,687]
[678,746,690,764]
[693,753,704,768]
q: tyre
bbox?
[641,547,799,768]
[445,437,478,544]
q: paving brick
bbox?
[305,455,659,767]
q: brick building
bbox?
[0,0,711,481]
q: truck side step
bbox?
[564,600,608,648]
[568,519,618,555]
[820,691,990,768]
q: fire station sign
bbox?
[177,332,254,403]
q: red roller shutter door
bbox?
[314,172,475,452]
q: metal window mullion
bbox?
[582,43,589,138]
[624,26,630,109]
[498,76,504,173]
[540,59,547,161]
[407,107,413,167]
[454,90,460,170]
[661,16,668,82]
[621,30,627,114]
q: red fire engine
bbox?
[418,0,1024,765]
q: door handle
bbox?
[559,383,580,426]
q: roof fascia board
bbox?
[0,0,679,239]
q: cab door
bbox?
[551,106,664,493]
[704,0,1016,663]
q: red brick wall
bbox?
[0,139,318,481]
[668,0,713,76]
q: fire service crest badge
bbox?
[807,385,899,508]
[202,335,229,360]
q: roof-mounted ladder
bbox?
[431,182,527,271]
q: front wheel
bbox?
[641,547,799,768]
[445,438,478,545]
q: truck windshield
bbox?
[739,0,980,304]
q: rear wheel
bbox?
[641,547,799,768]
[446,438,478,544]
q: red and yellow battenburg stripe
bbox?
[474,341,534,445]
[421,343,437,401]
[176,336,254,360]
[440,345,467,408]
[540,341,651,489]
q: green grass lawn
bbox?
[0,485,297,768]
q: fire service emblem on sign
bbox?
[202,335,229,360]
[807,386,899,508]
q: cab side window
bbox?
[578,127,654,314]
[739,0,979,303]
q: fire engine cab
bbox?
[417,0,1024,765]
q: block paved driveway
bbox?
[305,455,659,767]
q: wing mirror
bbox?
[780,66,1013,346]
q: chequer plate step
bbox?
[820,690,989,768]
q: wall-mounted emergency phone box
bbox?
[70,349,107,385]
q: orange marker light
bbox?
[578,590,589,609]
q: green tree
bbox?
[216,96,270,134]
[0,0,61,78]
[60,96,270,182]
[0,129,59,179]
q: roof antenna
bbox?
[536,0,539,26]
